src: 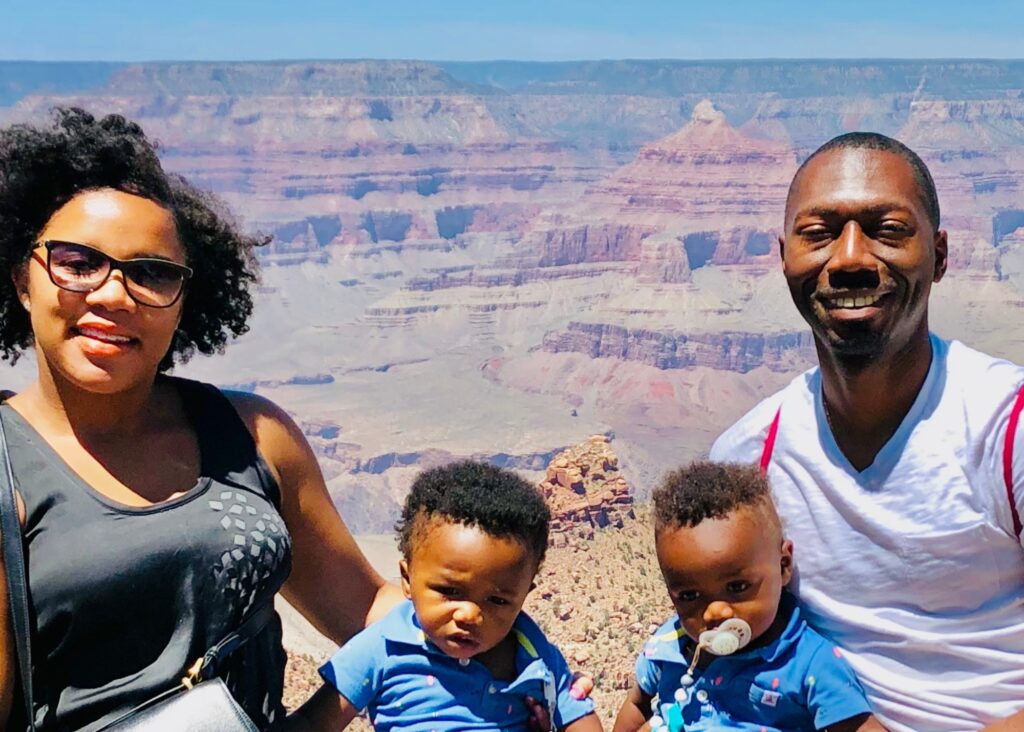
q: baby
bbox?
[614,462,883,732]
[303,460,602,731]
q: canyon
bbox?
[2,60,1024,533]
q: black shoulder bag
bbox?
[0,411,269,732]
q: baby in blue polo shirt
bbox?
[613,462,884,732]
[305,460,601,731]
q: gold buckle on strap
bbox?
[181,657,204,689]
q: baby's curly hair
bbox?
[653,461,776,532]
[396,460,550,568]
[0,107,264,370]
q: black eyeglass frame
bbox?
[36,240,194,309]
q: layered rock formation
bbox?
[519,100,798,274]
[540,435,635,539]
[541,323,815,373]
[3,61,1024,532]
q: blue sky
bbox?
[2,0,1022,61]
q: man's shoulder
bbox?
[945,338,1024,393]
[709,369,817,463]
[939,337,1024,428]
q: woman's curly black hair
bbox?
[396,460,551,567]
[0,107,264,371]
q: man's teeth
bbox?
[831,294,882,308]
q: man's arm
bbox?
[1012,393,1024,550]
[981,710,1024,732]
[982,392,1024,732]
[612,679,654,732]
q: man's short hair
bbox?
[396,460,550,566]
[790,132,940,231]
[653,461,775,532]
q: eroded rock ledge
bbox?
[540,435,635,541]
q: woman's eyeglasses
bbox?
[35,240,193,308]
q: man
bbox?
[710,133,1024,732]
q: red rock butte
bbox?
[540,434,636,542]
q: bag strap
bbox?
[193,602,275,683]
[0,412,36,731]
[759,407,782,473]
[1004,385,1024,539]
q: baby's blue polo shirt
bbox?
[320,600,595,731]
[635,593,871,731]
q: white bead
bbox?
[458,657,470,667]
[680,673,694,686]
[649,715,665,729]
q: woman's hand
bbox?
[569,673,595,701]
[524,674,595,731]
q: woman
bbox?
[0,108,405,730]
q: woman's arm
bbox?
[228,393,402,644]
[612,679,654,732]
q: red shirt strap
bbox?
[1004,385,1024,539]
[760,407,782,473]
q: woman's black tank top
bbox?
[4,378,293,731]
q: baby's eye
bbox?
[489,596,510,607]
[677,590,700,602]
[726,581,751,594]
[434,586,459,598]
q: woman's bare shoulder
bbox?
[221,390,314,485]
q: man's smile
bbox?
[820,292,885,309]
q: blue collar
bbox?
[380,599,546,661]
[642,592,805,667]
[380,600,558,706]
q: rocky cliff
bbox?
[518,100,797,272]
[3,60,1023,532]
[541,323,815,373]
[539,435,635,539]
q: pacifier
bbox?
[697,618,752,656]
[664,616,754,722]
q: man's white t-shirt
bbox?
[710,334,1024,732]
